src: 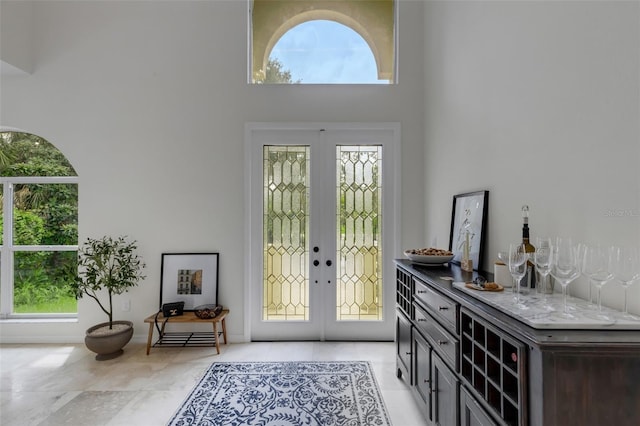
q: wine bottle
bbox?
[521,205,536,293]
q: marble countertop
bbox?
[452,281,640,330]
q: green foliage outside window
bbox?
[253,58,301,84]
[1,132,78,313]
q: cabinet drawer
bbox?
[414,278,458,333]
[415,303,458,372]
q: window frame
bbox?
[0,176,79,319]
[248,0,398,85]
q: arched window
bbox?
[269,20,381,84]
[250,0,396,84]
[0,131,78,317]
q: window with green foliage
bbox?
[0,131,78,317]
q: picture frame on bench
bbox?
[160,252,219,310]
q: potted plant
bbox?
[72,235,146,360]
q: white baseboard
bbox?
[0,333,248,345]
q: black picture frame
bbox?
[448,191,489,271]
[160,252,219,310]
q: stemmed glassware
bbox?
[610,246,640,320]
[583,244,614,320]
[498,250,516,295]
[508,243,528,310]
[575,243,595,307]
[534,237,553,310]
[550,237,580,318]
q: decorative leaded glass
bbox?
[263,146,310,321]
[336,146,383,320]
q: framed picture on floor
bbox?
[160,252,219,310]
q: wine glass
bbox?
[610,246,640,320]
[508,243,528,310]
[533,238,553,310]
[498,250,516,294]
[550,237,580,318]
[575,242,595,307]
[583,244,614,321]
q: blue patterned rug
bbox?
[167,361,392,426]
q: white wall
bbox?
[423,1,640,312]
[0,0,33,74]
[0,0,427,342]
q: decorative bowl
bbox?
[194,304,222,319]
[404,250,454,265]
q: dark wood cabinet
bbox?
[397,265,462,425]
[396,260,640,426]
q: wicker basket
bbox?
[194,304,222,319]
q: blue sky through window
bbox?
[270,20,386,84]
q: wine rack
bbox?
[396,267,414,319]
[460,308,526,426]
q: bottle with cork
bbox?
[521,205,536,293]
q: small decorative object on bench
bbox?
[162,301,185,317]
[155,301,186,336]
[194,304,223,319]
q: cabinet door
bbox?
[396,311,412,382]
[413,331,432,421]
[432,354,459,426]
[461,386,498,426]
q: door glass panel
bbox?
[263,146,310,321]
[336,146,383,320]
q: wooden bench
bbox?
[144,309,229,355]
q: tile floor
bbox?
[0,341,424,426]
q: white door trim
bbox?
[244,122,401,341]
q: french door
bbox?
[245,123,399,341]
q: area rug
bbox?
[167,361,392,426]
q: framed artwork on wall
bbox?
[449,191,489,271]
[160,253,219,310]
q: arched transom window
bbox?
[250,0,396,84]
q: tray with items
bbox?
[404,247,454,265]
[465,282,504,292]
